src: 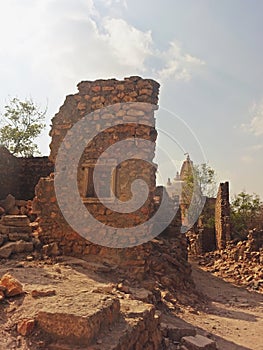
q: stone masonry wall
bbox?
[0,147,18,199]
[215,182,231,249]
[0,146,53,200]
[33,76,161,272]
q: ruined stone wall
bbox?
[18,157,54,200]
[33,77,160,268]
[0,147,19,199]
[0,147,53,200]
[215,182,231,249]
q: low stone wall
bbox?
[0,147,19,199]
[18,157,54,199]
[0,147,53,200]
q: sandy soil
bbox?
[178,260,263,350]
[1,256,263,350]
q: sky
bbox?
[0,0,262,198]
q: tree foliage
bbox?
[182,163,217,201]
[0,97,46,157]
[231,191,262,239]
[178,163,217,230]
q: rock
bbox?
[0,215,30,227]
[42,242,60,256]
[129,287,153,302]
[0,242,16,258]
[0,235,5,247]
[8,232,30,242]
[0,194,16,212]
[31,289,56,298]
[117,283,130,293]
[182,334,217,350]
[0,206,5,216]
[17,319,35,336]
[8,206,20,215]
[15,241,34,254]
[0,273,24,297]
[0,289,5,302]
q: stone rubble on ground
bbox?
[0,215,37,258]
[198,230,263,292]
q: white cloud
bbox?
[242,99,263,136]
[101,0,128,9]
[156,41,205,82]
[0,0,205,100]
[103,17,153,69]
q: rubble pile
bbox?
[0,194,35,220]
[0,215,39,259]
[198,230,263,292]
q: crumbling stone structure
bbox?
[0,146,53,200]
[215,182,231,249]
[34,76,162,271]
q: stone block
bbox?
[0,273,24,297]
[0,215,30,227]
[0,242,16,258]
[37,294,120,345]
[182,335,217,350]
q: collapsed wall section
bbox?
[0,147,53,200]
[33,76,160,270]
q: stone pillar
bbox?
[215,182,231,249]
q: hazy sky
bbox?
[0,0,262,197]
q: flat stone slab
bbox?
[182,334,217,350]
[37,293,120,346]
[8,232,31,242]
[0,224,32,234]
[0,215,30,227]
[0,241,33,258]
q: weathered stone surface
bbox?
[0,273,24,297]
[0,148,54,200]
[215,182,231,249]
[37,294,120,345]
[0,224,32,234]
[161,322,196,341]
[17,319,35,336]
[0,215,30,227]
[0,242,16,258]
[0,234,5,247]
[0,194,16,212]
[8,232,31,241]
[31,289,56,298]
[182,335,217,350]
[88,299,162,350]
[15,240,34,254]
[199,232,263,292]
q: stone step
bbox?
[181,335,217,350]
[36,293,120,346]
[8,232,31,241]
[0,241,34,258]
[161,318,196,341]
[45,299,161,350]
[0,224,32,234]
[0,215,30,227]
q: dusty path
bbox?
[179,260,263,350]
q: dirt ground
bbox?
[0,256,263,350]
[178,259,263,350]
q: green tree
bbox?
[0,97,46,157]
[231,191,262,239]
[182,163,217,201]
[179,162,217,229]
